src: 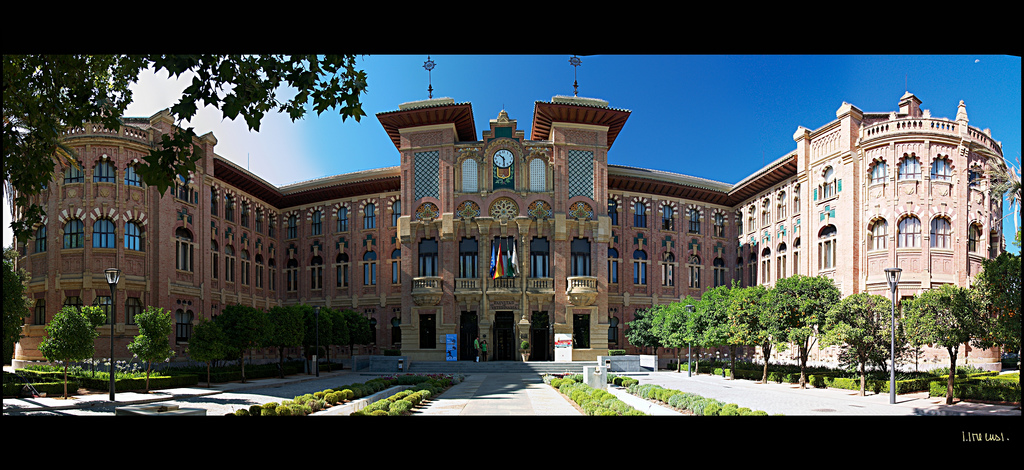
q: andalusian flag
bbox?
[508,240,518,278]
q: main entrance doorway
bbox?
[493,312,515,361]
[530,312,550,361]
[459,312,478,361]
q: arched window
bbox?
[689,208,701,234]
[777,192,787,219]
[776,242,787,280]
[930,158,952,182]
[461,159,479,193]
[392,200,401,227]
[930,217,952,249]
[63,219,84,248]
[211,240,219,279]
[571,238,591,277]
[175,310,193,343]
[688,254,702,288]
[64,164,84,184]
[661,252,675,287]
[241,250,251,286]
[897,216,921,248]
[364,203,376,230]
[210,189,218,216]
[869,219,888,251]
[255,209,263,233]
[608,199,618,226]
[793,237,801,276]
[821,167,837,199]
[310,255,322,290]
[761,247,772,284]
[898,155,921,181]
[662,206,674,231]
[286,258,299,292]
[287,215,298,239]
[311,210,322,236]
[391,249,402,284]
[125,221,142,251]
[761,199,771,226]
[608,316,619,346]
[608,247,619,284]
[34,225,47,253]
[870,161,888,185]
[93,161,115,183]
[34,299,46,325]
[255,254,264,288]
[336,253,349,287]
[713,213,725,238]
[633,250,648,285]
[224,195,235,220]
[363,251,377,285]
[124,163,142,187]
[530,158,546,192]
[713,257,727,287]
[224,245,235,282]
[968,224,982,253]
[634,202,647,228]
[337,207,349,232]
[268,258,277,291]
[175,227,194,272]
[818,225,837,270]
[240,202,250,227]
[92,219,115,248]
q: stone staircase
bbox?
[405,360,596,375]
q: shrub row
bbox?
[545,375,644,416]
[927,374,1021,403]
[625,383,772,416]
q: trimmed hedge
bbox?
[928,375,1021,403]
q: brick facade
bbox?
[14,92,1007,370]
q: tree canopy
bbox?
[3,248,31,363]
[3,54,368,242]
[767,275,841,388]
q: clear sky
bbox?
[4,55,1021,253]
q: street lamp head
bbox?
[104,267,121,287]
[314,306,321,317]
[884,267,902,290]
[685,304,694,313]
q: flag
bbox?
[489,242,497,278]
[494,243,504,279]
[509,240,519,278]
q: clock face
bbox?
[493,149,514,168]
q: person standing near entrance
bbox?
[481,339,488,362]
[474,336,481,362]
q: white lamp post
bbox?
[104,267,121,402]
[884,267,902,405]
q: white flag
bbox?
[510,239,519,277]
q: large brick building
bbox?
[13,91,1008,369]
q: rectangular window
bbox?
[414,151,440,200]
[567,150,594,199]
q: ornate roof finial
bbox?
[423,56,436,99]
[569,55,582,97]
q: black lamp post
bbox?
[104,267,121,402]
[314,306,321,377]
[685,304,694,376]
[884,267,902,405]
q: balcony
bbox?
[526,277,554,294]
[411,276,443,306]
[566,276,598,306]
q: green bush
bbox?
[261,407,277,416]
[249,404,263,416]
[234,408,250,416]
[277,406,293,416]
[389,399,413,415]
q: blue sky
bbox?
[4,55,1020,252]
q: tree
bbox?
[821,293,894,396]
[650,301,693,371]
[727,284,774,382]
[902,284,989,405]
[298,304,333,373]
[340,309,373,354]
[695,285,733,374]
[126,306,174,392]
[975,251,1021,390]
[265,305,304,378]
[37,305,105,398]
[187,316,227,387]
[625,307,662,356]
[767,275,841,388]
[215,304,269,383]
[3,248,31,364]
[4,54,368,242]
[322,307,350,371]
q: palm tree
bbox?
[984,149,1021,235]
